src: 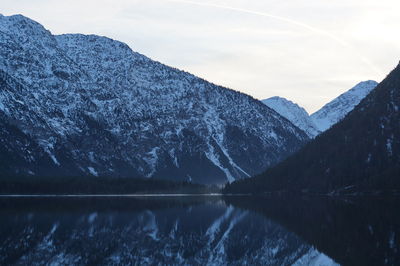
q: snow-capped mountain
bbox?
[262,80,378,137]
[311,80,378,132]
[0,14,308,184]
[262,97,320,138]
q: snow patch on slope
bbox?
[292,248,339,266]
[87,167,98,176]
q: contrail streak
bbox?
[167,0,383,76]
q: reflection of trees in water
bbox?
[226,195,400,266]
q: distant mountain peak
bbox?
[310,80,378,131]
[263,80,378,138]
[265,96,308,114]
[262,97,320,138]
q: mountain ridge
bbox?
[311,80,378,132]
[262,80,378,137]
[0,14,308,184]
[262,96,320,138]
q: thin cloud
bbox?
[1,0,399,112]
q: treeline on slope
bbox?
[224,63,400,194]
[0,175,220,195]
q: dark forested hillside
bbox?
[0,175,218,195]
[225,63,400,194]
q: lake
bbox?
[0,195,399,265]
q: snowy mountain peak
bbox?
[264,97,308,115]
[262,97,320,138]
[311,80,378,131]
[0,14,53,40]
[263,80,378,137]
[0,14,308,184]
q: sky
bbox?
[2,0,400,113]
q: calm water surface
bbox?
[0,195,399,265]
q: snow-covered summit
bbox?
[311,80,378,131]
[0,14,308,184]
[262,97,320,138]
[262,80,378,137]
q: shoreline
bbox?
[0,193,224,198]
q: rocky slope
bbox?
[0,14,308,184]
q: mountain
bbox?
[225,63,400,194]
[311,80,378,131]
[262,81,378,137]
[262,97,320,138]
[0,14,308,185]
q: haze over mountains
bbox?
[262,80,378,138]
[0,14,308,185]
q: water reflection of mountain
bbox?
[3,196,399,265]
[226,196,400,266]
[0,196,338,265]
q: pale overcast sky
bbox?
[2,0,400,113]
